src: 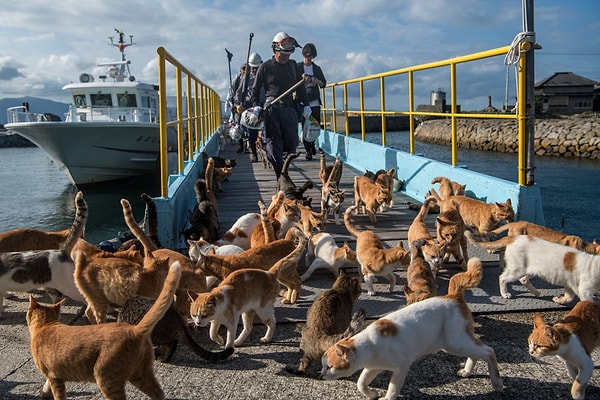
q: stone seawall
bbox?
[414,115,600,159]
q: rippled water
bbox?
[1,136,599,244]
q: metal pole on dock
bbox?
[524,0,536,185]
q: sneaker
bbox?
[305,153,312,161]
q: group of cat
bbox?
[2,151,600,399]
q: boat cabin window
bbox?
[118,93,137,107]
[91,93,113,107]
[74,94,87,108]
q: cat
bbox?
[490,221,600,255]
[182,178,220,242]
[249,197,283,248]
[187,238,244,289]
[528,300,600,400]
[27,260,181,400]
[0,191,87,317]
[403,238,438,305]
[256,130,271,169]
[319,151,343,186]
[117,295,234,363]
[201,151,237,169]
[188,231,306,348]
[217,212,262,250]
[277,152,313,206]
[301,232,356,282]
[374,167,395,211]
[193,229,302,304]
[286,270,365,376]
[441,194,514,233]
[465,231,600,304]
[213,166,233,192]
[407,195,447,278]
[407,176,467,213]
[353,175,390,224]
[0,228,70,252]
[344,205,411,296]
[297,203,326,237]
[119,192,162,253]
[321,257,503,399]
[436,197,468,270]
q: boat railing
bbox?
[6,106,59,124]
[66,105,157,123]
[156,46,222,197]
[321,43,536,186]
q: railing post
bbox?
[157,47,169,197]
[450,63,458,166]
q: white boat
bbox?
[5,30,175,186]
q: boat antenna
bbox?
[107,29,135,80]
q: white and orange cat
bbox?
[0,191,87,317]
[529,301,600,400]
[466,231,600,304]
[301,232,356,282]
[407,195,447,278]
[27,260,181,399]
[188,232,306,348]
[321,257,503,399]
[344,205,411,296]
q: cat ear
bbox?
[403,285,413,296]
[187,290,199,302]
[28,295,39,308]
[532,313,546,329]
[335,343,352,362]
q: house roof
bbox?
[535,72,599,88]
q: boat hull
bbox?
[5,121,161,186]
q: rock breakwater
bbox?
[414,114,600,159]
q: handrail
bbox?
[156,46,222,197]
[320,45,534,185]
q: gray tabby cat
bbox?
[286,270,365,376]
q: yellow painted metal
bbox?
[156,46,221,197]
[321,45,532,184]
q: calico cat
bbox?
[27,261,181,400]
[407,195,446,278]
[353,175,390,224]
[321,257,503,399]
[277,152,313,205]
[117,295,234,363]
[0,191,87,317]
[443,194,514,233]
[194,230,302,304]
[436,198,468,270]
[403,238,438,305]
[301,232,356,282]
[183,178,220,242]
[528,301,600,400]
[344,205,411,296]
[189,232,306,348]
[490,221,600,254]
[286,270,365,376]
[465,231,600,304]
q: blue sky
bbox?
[0,0,598,111]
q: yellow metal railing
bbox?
[321,45,533,185]
[157,46,222,197]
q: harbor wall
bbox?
[414,114,600,159]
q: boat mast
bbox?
[108,29,135,78]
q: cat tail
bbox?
[141,193,162,249]
[447,257,482,300]
[343,206,361,238]
[464,231,510,251]
[135,261,181,336]
[121,199,159,256]
[269,227,306,278]
[181,325,234,362]
[267,191,286,218]
[281,152,300,175]
[416,196,437,221]
[61,191,88,255]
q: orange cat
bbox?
[188,233,305,348]
[353,175,390,224]
[436,198,468,270]
[0,228,70,252]
[407,196,447,278]
[344,205,411,296]
[444,195,514,233]
[27,261,181,399]
[403,239,438,305]
[374,167,395,211]
[529,301,600,400]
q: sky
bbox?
[0,0,598,112]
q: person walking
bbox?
[235,53,264,161]
[297,43,326,160]
[251,32,311,179]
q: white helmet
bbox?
[248,53,263,67]
[240,106,264,129]
[271,32,298,54]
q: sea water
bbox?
[1,135,599,243]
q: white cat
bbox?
[465,231,600,304]
[216,212,262,250]
[321,257,503,399]
[301,233,356,282]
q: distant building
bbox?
[535,72,599,114]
